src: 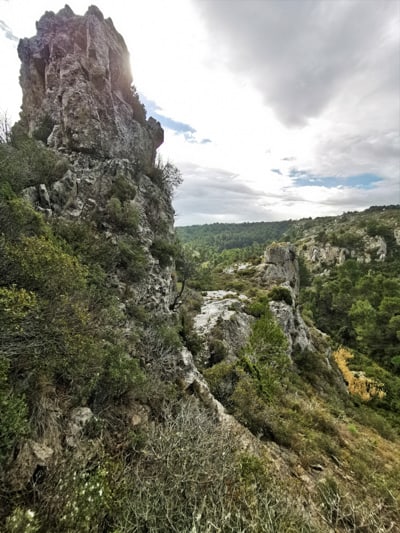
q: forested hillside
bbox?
[177,220,292,252]
[180,207,400,432]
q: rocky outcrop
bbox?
[193,290,254,366]
[306,243,349,269]
[363,235,387,262]
[17,5,175,312]
[257,243,299,295]
[301,234,390,271]
[18,5,163,170]
[256,243,315,356]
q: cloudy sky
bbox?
[0,0,399,225]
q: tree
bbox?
[0,111,12,143]
[170,243,198,310]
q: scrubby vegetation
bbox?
[1,126,400,531]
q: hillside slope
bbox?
[0,6,399,532]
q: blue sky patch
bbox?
[139,94,211,145]
[290,169,383,189]
[140,94,195,133]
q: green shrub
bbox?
[245,293,270,317]
[1,235,88,297]
[106,196,140,233]
[0,357,29,467]
[5,507,40,533]
[110,174,137,202]
[150,238,177,268]
[39,461,113,533]
[52,219,119,274]
[0,195,48,241]
[117,237,148,281]
[268,286,293,305]
[0,130,68,192]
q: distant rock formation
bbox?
[257,243,299,296]
[18,4,163,170]
[256,243,312,354]
[301,234,389,272]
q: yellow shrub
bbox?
[333,347,385,401]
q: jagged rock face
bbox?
[269,301,311,356]
[257,243,299,297]
[307,243,349,268]
[302,234,390,271]
[193,290,254,366]
[18,4,163,170]
[18,6,175,313]
[256,243,316,356]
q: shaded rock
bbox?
[257,243,299,296]
[66,407,94,447]
[269,300,311,356]
[307,243,349,269]
[8,440,54,491]
[18,5,163,171]
[364,235,387,261]
[38,183,51,208]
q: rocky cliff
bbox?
[256,243,315,355]
[17,4,175,312]
[18,4,162,166]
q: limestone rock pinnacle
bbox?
[17,4,163,169]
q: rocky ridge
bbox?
[257,243,317,356]
[290,208,400,272]
[17,5,174,311]
[6,4,178,490]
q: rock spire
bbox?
[17,4,163,170]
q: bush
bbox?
[111,398,315,532]
[110,174,137,202]
[0,195,48,241]
[52,219,119,274]
[117,237,148,281]
[5,507,40,533]
[245,293,270,317]
[0,130,68,192]
[106,196,140,233]
[268,286,293,305]
[150,159,182,198]
[0,357,29,467]
[150,238,177,268]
